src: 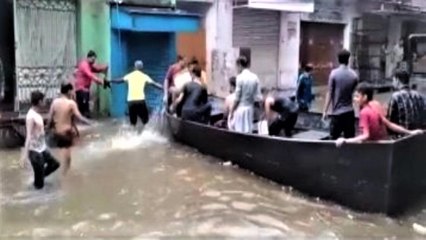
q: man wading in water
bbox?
[48,83,92,176]
[109,60,162,132]
[22,91,60,189]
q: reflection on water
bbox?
[0,120,425,238]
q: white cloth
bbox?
[174,70,192,92]
[235,69,262,107]
[230,106,254,134]
[26,108,47,153]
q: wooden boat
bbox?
[167,110,426,215]
[0,112,28,148]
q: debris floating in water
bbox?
[413,223,426,235]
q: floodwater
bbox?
[1,119,426,239]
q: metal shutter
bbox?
[233,8,280,88]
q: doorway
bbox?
[300,22,345,86]
[0,0,16,111]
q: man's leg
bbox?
[329,115,343,140]
[268,118,284,136]
[28,151,45,189]
[284,113,298,137]
[76,91,90,118]
[139,101,150,125]
[128,101,138,127]
[343,111,356,138]
[42,151,60,177]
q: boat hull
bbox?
[167,114,426,215]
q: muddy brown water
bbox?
[0,120,425,239]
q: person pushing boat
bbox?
[108,60,162,132]
[263,89,299,137]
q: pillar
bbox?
[278,12,301,89]
[78,0,111,117]
[205,0,235,98]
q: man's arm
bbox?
[381,115,421,135]
[336,112,370,147]
[46,102,55,130]
[20,117,33,167]
[71,101,91,125]
[386,97,398,125]
[231,78,242,117]
[91,64,108,74]
[264,97,274,122]
[323,73,334,119]
[147,77,163,89]
[81,62,103,85]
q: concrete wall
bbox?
[78,0,111,117]
[205,0,235,98]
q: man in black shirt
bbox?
[387,70,425,136]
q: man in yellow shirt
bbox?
[110,60,162,127]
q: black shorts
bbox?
[49,131,74,148]
[128,100,149,126]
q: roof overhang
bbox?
[233,0,314,13]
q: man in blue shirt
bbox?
[296,64,314,111]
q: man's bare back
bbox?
[50,97,78,135]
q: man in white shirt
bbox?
[22,91,60,189]
[230,56,262,133]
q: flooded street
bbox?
[1,121,425,239]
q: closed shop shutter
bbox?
[110,31,176,117]
[14,0,77,111]
[233,8,280,88]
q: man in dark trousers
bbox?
[74,50,108,118]
[387,70,426,136]
[322,50,359,139]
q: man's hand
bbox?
[410,129,424,135]
[103,79,111,89]
[19,151,28,169]
[322,112,328,122]
[335,138,346,148]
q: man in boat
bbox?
[21,91,60,189]
[109,60,162,131]
[189,57,208,88]
[336,83,423,147]
[213,76,236,129]
[263,89,299,137]
[48,83,92,176]
[296,64,314,112]
[164,55,186,110]
[322,49,359,140]
[387,70,425,137]
[229,56,262,133]
[171,65,211,124]
[75,50,109,118]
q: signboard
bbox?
[113,0,174,8]
[234,0,314,13]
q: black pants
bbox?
[330,111,356,140]
[29,150,60,189]
[128,100,149,126]
[269,113,298,137]
[76,90,90,118]
[181,103,212,124]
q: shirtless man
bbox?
[48,83,91,176]
[21,91,60,189]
